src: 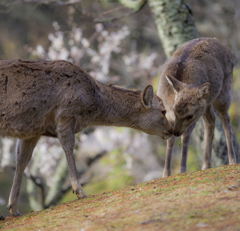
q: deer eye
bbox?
[162,110,166,116]
[186,115,193,120]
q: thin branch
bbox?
[0,0,83,13]
[101,5,126,16]
[24,170,46,204]
[85,150,107,166]
[3,0,82,6]
[94,0,147,23]
[45,150,108,208]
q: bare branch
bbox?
[94,0,147,23]
[3,0,82,6]
[101,5,126,16]
[24,171,43,187]
[45,150,108,208]
[85,150,107,166]
[24,170,46,205]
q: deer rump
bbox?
[0,59,99,139]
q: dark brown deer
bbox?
[0,59,171,219]
[157,37,237,177]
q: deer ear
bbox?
[197,83,211,99]
[142,85,154,108]
[165,75,184,93]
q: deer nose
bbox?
[174,132,180,137]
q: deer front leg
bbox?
[163,136,176,177]
[180,122,196,173]
[218,112,237,165]
[0,210,5,220]
[7,136,40,217]
[202,105,215,170]
[57,117,86,199]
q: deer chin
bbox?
[142,128,172,139]
[161,132,172,140]
[173,127,186,137]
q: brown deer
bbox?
[0,59,171,219]
[157,37,237,177]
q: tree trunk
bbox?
[44,155,68,207]
[148,0,198,58]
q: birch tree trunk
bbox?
[148,0,198,58]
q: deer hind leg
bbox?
[218,112,237,165]
[7,136,40,217]
[163,136,176,177]
[179,122,196,173]
[201,105,215,170]
[57,117,86,199]
[213,84,237,165]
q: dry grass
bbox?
[1,164,240,231]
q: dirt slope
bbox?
[0,164,240,231]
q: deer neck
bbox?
[92,84,142,128]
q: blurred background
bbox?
[0,0,240,216]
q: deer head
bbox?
[165,75,211,136]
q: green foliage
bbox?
[119,0,145,10]
[83,149,134,196]
[61,148,134,203]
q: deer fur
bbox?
[157,37,237,177]
[0,59,171,219]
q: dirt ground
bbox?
[0,164,240,231]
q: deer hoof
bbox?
[7,204,22,217]
[202,165,211,170]
[73,189,87,199]
[77,192,87,199]
[79,194,87,199]
[0,215,5,220]
[10,211,22,217]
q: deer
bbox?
[0,59,172,219]
[157,37,237,178]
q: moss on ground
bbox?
[0,164,240,231]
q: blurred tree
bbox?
[148,0,198,58]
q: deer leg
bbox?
[180,122,196,173]
[0,211,5,220]
[202,105,215,170]
[163,136,176,177]
[7,136,40,217]
[213,76,237,165]
[57,117,86,199]
[218,112,237,165]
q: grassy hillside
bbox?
[0,164,240,231]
